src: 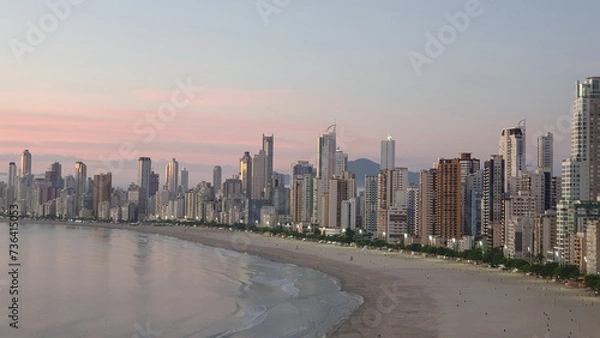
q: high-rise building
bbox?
[8,162,17,189]
[328,172,356,229]
[252,150,268,200]
[316,125,337,180]
[180,167,189,192]
[262,134,274,182]
[363,174,378,234]
[465,170,483,236]
[314,125,337,225]
[436,158,462,241]
[165,158,179,199]
[533,210,557,261]
[482,155,505,248]
[240,152,252,198]
[45,165,61,189]
[213,166,222,192]
[93,173,112,217]
[418,168,438,243]
[380,135,395,171]
[458,153,480,236]
[334,149,348,177]
[137,157,151,215]
[6,162,17,206]
[149,171,159,197]
[586,219,600,274]
[291,173,314,224]
[138,157,151,195]
[223,176,243,197]
[557,77,600,264]
[407,184,419,236]
[537,132,553,175]
[499,122,526,194]
[49,162,62,188]
[376,167,409,240]
[291,161,314,224]
[75,161,87,195]
[19,149,32,177]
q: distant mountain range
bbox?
[348,158,419,189]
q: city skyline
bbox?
[2,1,599,186]
[0,119,570,189]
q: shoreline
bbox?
[28,221,600,337]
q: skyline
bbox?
[0,114,574,188]
[2,1,600,186]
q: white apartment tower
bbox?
[499,121,526,194]
[557,77,600,264]
[380,135,395,171]
[165,158,179,199]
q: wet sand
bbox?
[47,222,600,337]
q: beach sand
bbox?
[51,222,600,338]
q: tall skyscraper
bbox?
[137,157,151,215]
[499,122,526,193]
[557,77,600,264]
[314,125,337,225]
[380,135,395,171]
[8,162,17,189]
[537,132,553,175]
[418,168,438,243]
[6,162,17,205]
[180,167,189,192]
[252,150,267,200]
[165,158,179,199]
[363,174,378,234]
[138,157,151,195]
[262,134,274,182]
[213,166,222,192]
[50,162,62,187]
[75,161,87,195]
[240,152,252,198]
[459,153,481,236]
[316,125,337,180]
[19,149,32,177]
[436,158,462,241]
[149,171,159,197]
[482,155,505,248]
[93,173,112,216]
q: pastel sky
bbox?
[1,0,599,187]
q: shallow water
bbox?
[0,222,361,337]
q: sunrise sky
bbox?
[1,0,599,186]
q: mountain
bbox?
[348,158,419,189]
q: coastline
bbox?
[31,221,600,337]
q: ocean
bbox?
[0,222,361,337]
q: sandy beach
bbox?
[46,222,600,337]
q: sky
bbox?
[1,0,599,187]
